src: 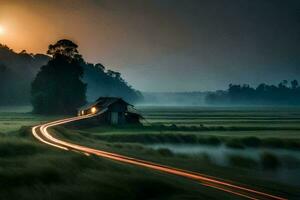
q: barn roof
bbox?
[78,97,132,111]
[78,101,99,111]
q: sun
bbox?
[0,25,5,35]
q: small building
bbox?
[78,97,142,125]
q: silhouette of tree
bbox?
[206,80,300,105]
[0,63,6,73]
[0,43,141,106]
[278,80,288,89]
[95,63,105,71]
[31,39,86,114]
[0,44,49,105]
[291,80,299,89]
[83,63,142,103]
[47,39,82,61]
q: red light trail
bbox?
[32,113,287,200]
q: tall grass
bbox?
[260,152,280,170]
[94,133,222,146]
[0,133,204,200]
[227,155,259,169]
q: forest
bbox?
[0,43,141,107]
[206,80,300,105]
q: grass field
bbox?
[1,106,300,199]
[1,135,223,200]
[79,106,300,150]
[70,106,300,199]
[140,106,300,127]
[0,106,63,133]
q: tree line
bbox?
[0,44,49,105]
[206,80,300,105]
[0,40,142,114]
[83,62,142,104]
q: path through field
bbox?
[32,113,287,200]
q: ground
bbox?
[0,106,300,200]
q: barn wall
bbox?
[109,102,127,112]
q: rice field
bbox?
[138,106,300,137]
[0,106,64,133]
[0,106,300,199]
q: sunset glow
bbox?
[0,25,5,35]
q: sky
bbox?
[0,0,299,92]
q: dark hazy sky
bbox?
[0,0,299,91]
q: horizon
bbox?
[1,42,299,94]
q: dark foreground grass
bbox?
[1,125,299,199]
[0,129,235,200]
[52,126,300,199]
[62,126,290,171]
[224,137,300,149]
[228,155,259,169]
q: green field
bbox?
[0,106,300,199]
[141,106,300,127]
[80,106,300,150]
[0,106,63,133]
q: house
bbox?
[78,97,142,125]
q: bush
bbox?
[206,136,221,145]
[261,152,280,170]
[198,136,221,146]
[241,137,261,147]
[113,144,124,149]
[225,139,244,149]
[263,138,284,148]
[157,148,174,157]
[228,155,258,169]
[285,140,300,149]
[17,126,32,138]
[199,153,212,163]
[181,134,197,143]
[0,139,45,157]
[170,124,178,130]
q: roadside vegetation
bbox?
[82,131,300,150]
[0,130,228,200]
[1,107,300,199]
[0,111,63,133]
[52,126,300,199]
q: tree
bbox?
[291,80,299,89]
[278,80,288,88]
[83,63,142,103]
[31,39,86,114]
[47,39,82,61]
[206,80,300,105]
[95,63,105,71]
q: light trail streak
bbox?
[32,126,68,150]
[32,112,287,200]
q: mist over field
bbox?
[3,43,300,108]
[140,92,207,106]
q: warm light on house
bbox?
[91,107,97,114]
[77,97,142,125]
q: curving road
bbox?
[32,113,287,200]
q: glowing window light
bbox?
[81,110,84,115]
[91,107,97,114]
